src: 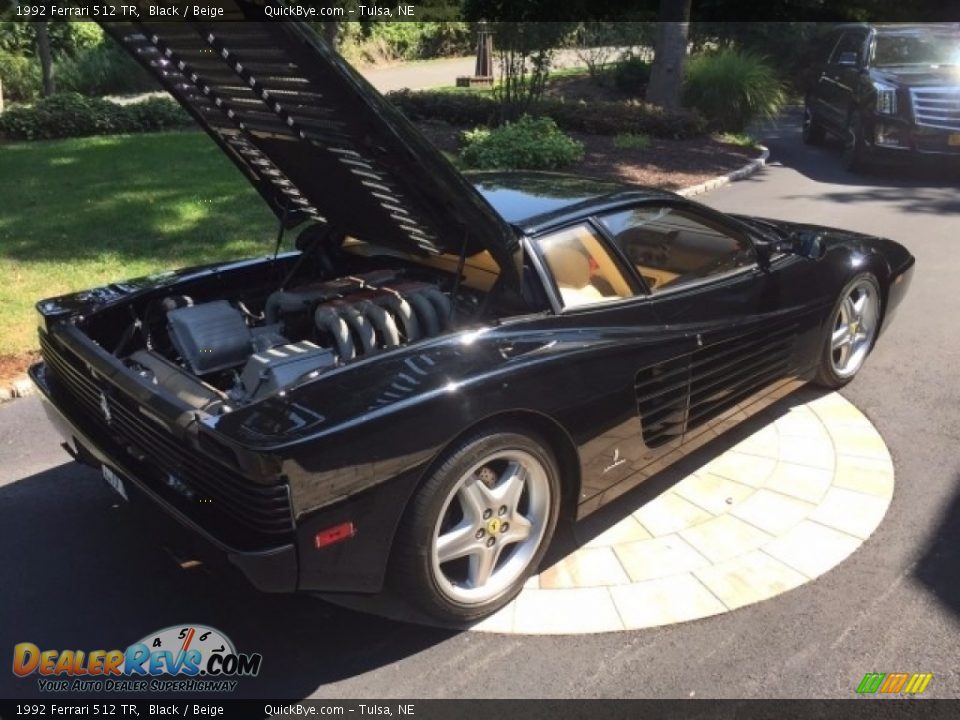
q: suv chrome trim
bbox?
[910,86,960,132]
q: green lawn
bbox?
[0,131,277,355]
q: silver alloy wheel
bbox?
[830,280,880,378]
[430,449,551,605]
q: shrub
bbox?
[613,133,652,150]
[460,115,584,170]
[337,21,472,65]
[683,48,786,133]
[0,93,192,141]
[387,90,707,140]
[612,52,651,96]
[536,98,706,139]
[388,89,498,127]
[58,41,157,97]
[0,50,42,104]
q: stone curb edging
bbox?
[676,144,770,199]
[0,377,35,403]
[0,145,770,405]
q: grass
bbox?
[713,132,759,148]
[613,133,653,150]
[0,131,277,355]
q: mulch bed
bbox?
[574,132,759,191]
[415,119,761,191]
[0,351,39,388]
[543,74,631,103]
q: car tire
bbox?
[841,111,870,173]
[802,101,826,145]
[814,273,882,389]
[391,428,562,626]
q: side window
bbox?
[829,32,865,65]
[599,205,755,293]
[815,31,842,64]
[534,224,634,308]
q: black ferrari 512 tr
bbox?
[31,11,914,625]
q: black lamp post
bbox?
[456,21,495,89]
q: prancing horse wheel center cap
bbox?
[487,518,501,535]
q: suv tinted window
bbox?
[599,205,755,292]
[872,31,960,66]
[830,31,866,64]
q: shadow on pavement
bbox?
[914,475,960,622]
[560,387,821,554]
[748,108,960,212]
[0,386,832,700]
[0,462,454,699]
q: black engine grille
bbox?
[40,332,294,547]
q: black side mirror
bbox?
[836,51,859,67]
[757,231,826,268]
[794,231,827,260]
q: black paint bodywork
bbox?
[32,172,914,596]
[30,16,916,598]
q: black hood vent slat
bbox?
[101,6,521,288]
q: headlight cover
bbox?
[874,81,898,115]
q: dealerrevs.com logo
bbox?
[13,624,262,693]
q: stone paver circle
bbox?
[470,390,894,635]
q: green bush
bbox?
[613,133,652,150]
[58,41,157,97]
[460,115,584,170]
[612,53,651,96]
[0,93,192,141]
[683,49,786,133]
[337,21,471,65]
[388,89,706,140]
[0,50,42,103]
[0,20,104,57]
[389,89,498,126]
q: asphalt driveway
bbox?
[1,112,958,699]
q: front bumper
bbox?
[866,116,960,159]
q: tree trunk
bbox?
[36,21,56,97]
[322,21,339,49]
[645,0,692,110]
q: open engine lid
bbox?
[101,7,522,288]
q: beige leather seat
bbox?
[544,246,606,306]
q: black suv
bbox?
[803,23,960,171]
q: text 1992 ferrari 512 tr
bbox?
[31,10,914,624]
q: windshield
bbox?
[873,31,960,67]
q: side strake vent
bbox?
[635,318,798,448]
[635,355,689,448]
[687,319,798,432]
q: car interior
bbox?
[535,224,634,308]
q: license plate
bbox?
[102,465,128,502]
[949,134,960,147]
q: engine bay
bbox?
[118,267,479,414]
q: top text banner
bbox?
[6,0,458,22]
